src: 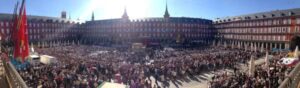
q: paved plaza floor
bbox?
[149,55,268,88]
[149,69,233,88]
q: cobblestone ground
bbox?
[150,56,269,88]
[150,69,233,88]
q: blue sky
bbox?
[0,0,300,21]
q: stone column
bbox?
[285,43,290,50]
[269,43,272,50]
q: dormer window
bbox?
[289,12,295,16]
[271,14,275,17]
[255,16,258,18]
[281,13,285,16]
[262,15,266,18]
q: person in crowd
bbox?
[17,45,279,88]
[209,52,292,88]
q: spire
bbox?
[122,6,129,19]
[164,0,170,18]
[91,11,95,21]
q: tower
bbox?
[164,0,170,18]
[61,11,67,19]
[91,11,95,21]
[122,7,129,19]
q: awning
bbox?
[98,82,128,88]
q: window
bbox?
[297,18,300,24]
[6,29,9,34]
[6,22,9,27]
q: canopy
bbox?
[98,82,128,88]
[40,55,57,65]
[30,54,39,58]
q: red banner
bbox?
[13,2,29,63]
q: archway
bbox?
[290,36,300,50]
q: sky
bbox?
[0,0,300,21]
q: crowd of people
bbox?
[209,52,293,88]
[17,45,267,88]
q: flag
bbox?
[30,43,34,53]
[12,2,20,58]
[8,2,19,62]
[294,46,298,58]
[249,55,255,76]
[13,0,29,63]
[21,6,29,60]
[11,2,19,43]
[265,51,270,76]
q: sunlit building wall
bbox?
[83,17,214,45]
[82,6,215,46]
[0,13,82,46]
[214,8,300,50]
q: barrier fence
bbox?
[3,61,28,88]
[279,62,300,88]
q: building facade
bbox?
[0,13,82,47]
[1,6,300,49]
[82,6,214,47]
[214,8,300,50]
[0,5,215,48]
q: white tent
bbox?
[29,54,39,60]
[98,82,128,88]
[40,55,57,65]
